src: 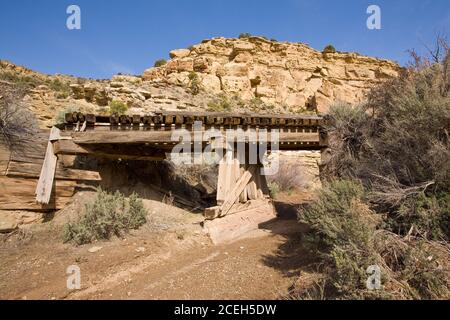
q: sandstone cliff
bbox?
[144,36,400,113]
[1,37,400,128]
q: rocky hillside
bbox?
[0,37,400,128]
[144,37,400,113]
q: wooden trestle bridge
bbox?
[1,111,328,232]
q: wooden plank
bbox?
[239,166,248,203]
[53,140,90,155]
[164,115,174,125]
[132,115,141,125]
[0,176,76,199]
[143,115,152,125]
[35,127,59,204]
[65,113,74,123]
[219,167,254,217]
[216,159,227,205]
[110,114,120,125]
[53,140,167,161]
[175,115,184,125]
[246,165,258,200]
[152,115,163,125]
[72,131,319,144]
[0,196,73,211]
[6,161,101,181]
[223,160,233,202]
[254,167,263,199]
[233,159,241,204]
[86,114,96,124]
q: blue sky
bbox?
[1,0,449,79]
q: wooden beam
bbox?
[216,159,227,205]
[53,139,167,161]
[6,161,101,181]
[204,199,269,220]
[53,139,89,155]
[72,131,320,145]
[35,127,59,204]
[0,176,75,211]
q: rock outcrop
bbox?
[1,37,399,128]
[143,37,400,113]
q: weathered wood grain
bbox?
[6,161,101,181]
[35,127,59,204]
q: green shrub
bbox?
[154,59,167,67]
[291,38,450,301]
[323,45,337,54]
[268,182,280,198]
[324,46,450,240]
[239,33,252,39]
[47,78,71,95]
[108,100,128,115]
[207,95,233,112]
[63,189,147,245]
[0,70,42,92]
[298,180,450,299]
[188,71,201,95]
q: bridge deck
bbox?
[59,112,328,157]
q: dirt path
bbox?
[0,197,313,300]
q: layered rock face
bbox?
[1,37,399,128]
[143,37,400,113]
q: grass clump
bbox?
[188,71,201,95]
[323,44,337,54]
[154,59,167,67]
[108,100,128,115]
[268,182,280,198]
[63,189,147,245]
[0,70,41,91]
[207,94,233,112]
[238,33,252,39]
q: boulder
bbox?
[70,84,85,99]
[169,49,191,59]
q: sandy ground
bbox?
[0,191,317,300]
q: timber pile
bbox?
[0,131,101,211]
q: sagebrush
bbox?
[108,100,128,115]
[296,40,450,300]
[63,189,147,245]
[298,180,450,300]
